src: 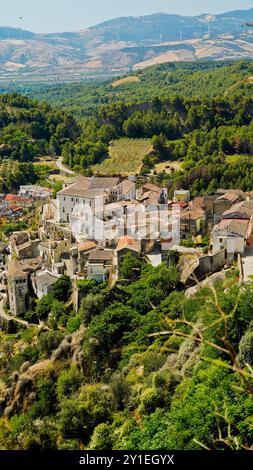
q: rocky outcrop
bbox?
[2,326,86,418]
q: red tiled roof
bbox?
[116,236,140,253]
[8,205,23,212]
[5,194,31,203]
[168,201,188,209]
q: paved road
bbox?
[242,247,253,282]
[56,157,75,176]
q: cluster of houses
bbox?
[0,185,52,221]
[1,176,253,324]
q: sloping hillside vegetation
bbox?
[60,85,253,192]
[0,264,253,450]
[23,61,253,116]
[0,93,81,191]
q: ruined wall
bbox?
[199,249,226,275]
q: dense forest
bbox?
[0,262,253,450]
[1,61,253,195]
[0,93,81,191]
[13,60,253,116]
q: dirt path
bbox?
[56,157,75,176]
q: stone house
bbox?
[86,249,114,283]
[7,260,29,317]
[211,219,251,258]
[32,270,58,299]
[69,241,97,275]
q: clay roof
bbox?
[190,197,204,208]
[58,181,109,198]
[8,205,23,212]
[36,270,58,287]
[5,194,31,203]
[77,241,97,252]
[222,200,253,219]
[116,236,141,253]
[181,207,205,220]
[115,179,135,195]
[142,183,162,193]
[89,177,119,189]
[59,176,120,198]
[217,190,243,203]
[8,260,27,278]
[213,219,249,237]
[88,249,114,262]
[168,201,188,209]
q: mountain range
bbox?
[0,7,253,83]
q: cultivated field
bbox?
[0,160,18,182]
[111,76,140,87]
[92,138,152,176]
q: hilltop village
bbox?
[1,174,253,330]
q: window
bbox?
[219,238,223,243]
[63,207,65,213]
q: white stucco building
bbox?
[57,177,118,223]
[212,219,250,256]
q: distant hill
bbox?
[0,7,252,82]
[17,61,252,119]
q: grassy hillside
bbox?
[92,138,151,175]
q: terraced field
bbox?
[92,138,152,176]
[0,160,19,183]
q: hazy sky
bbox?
[1,0,253,33]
